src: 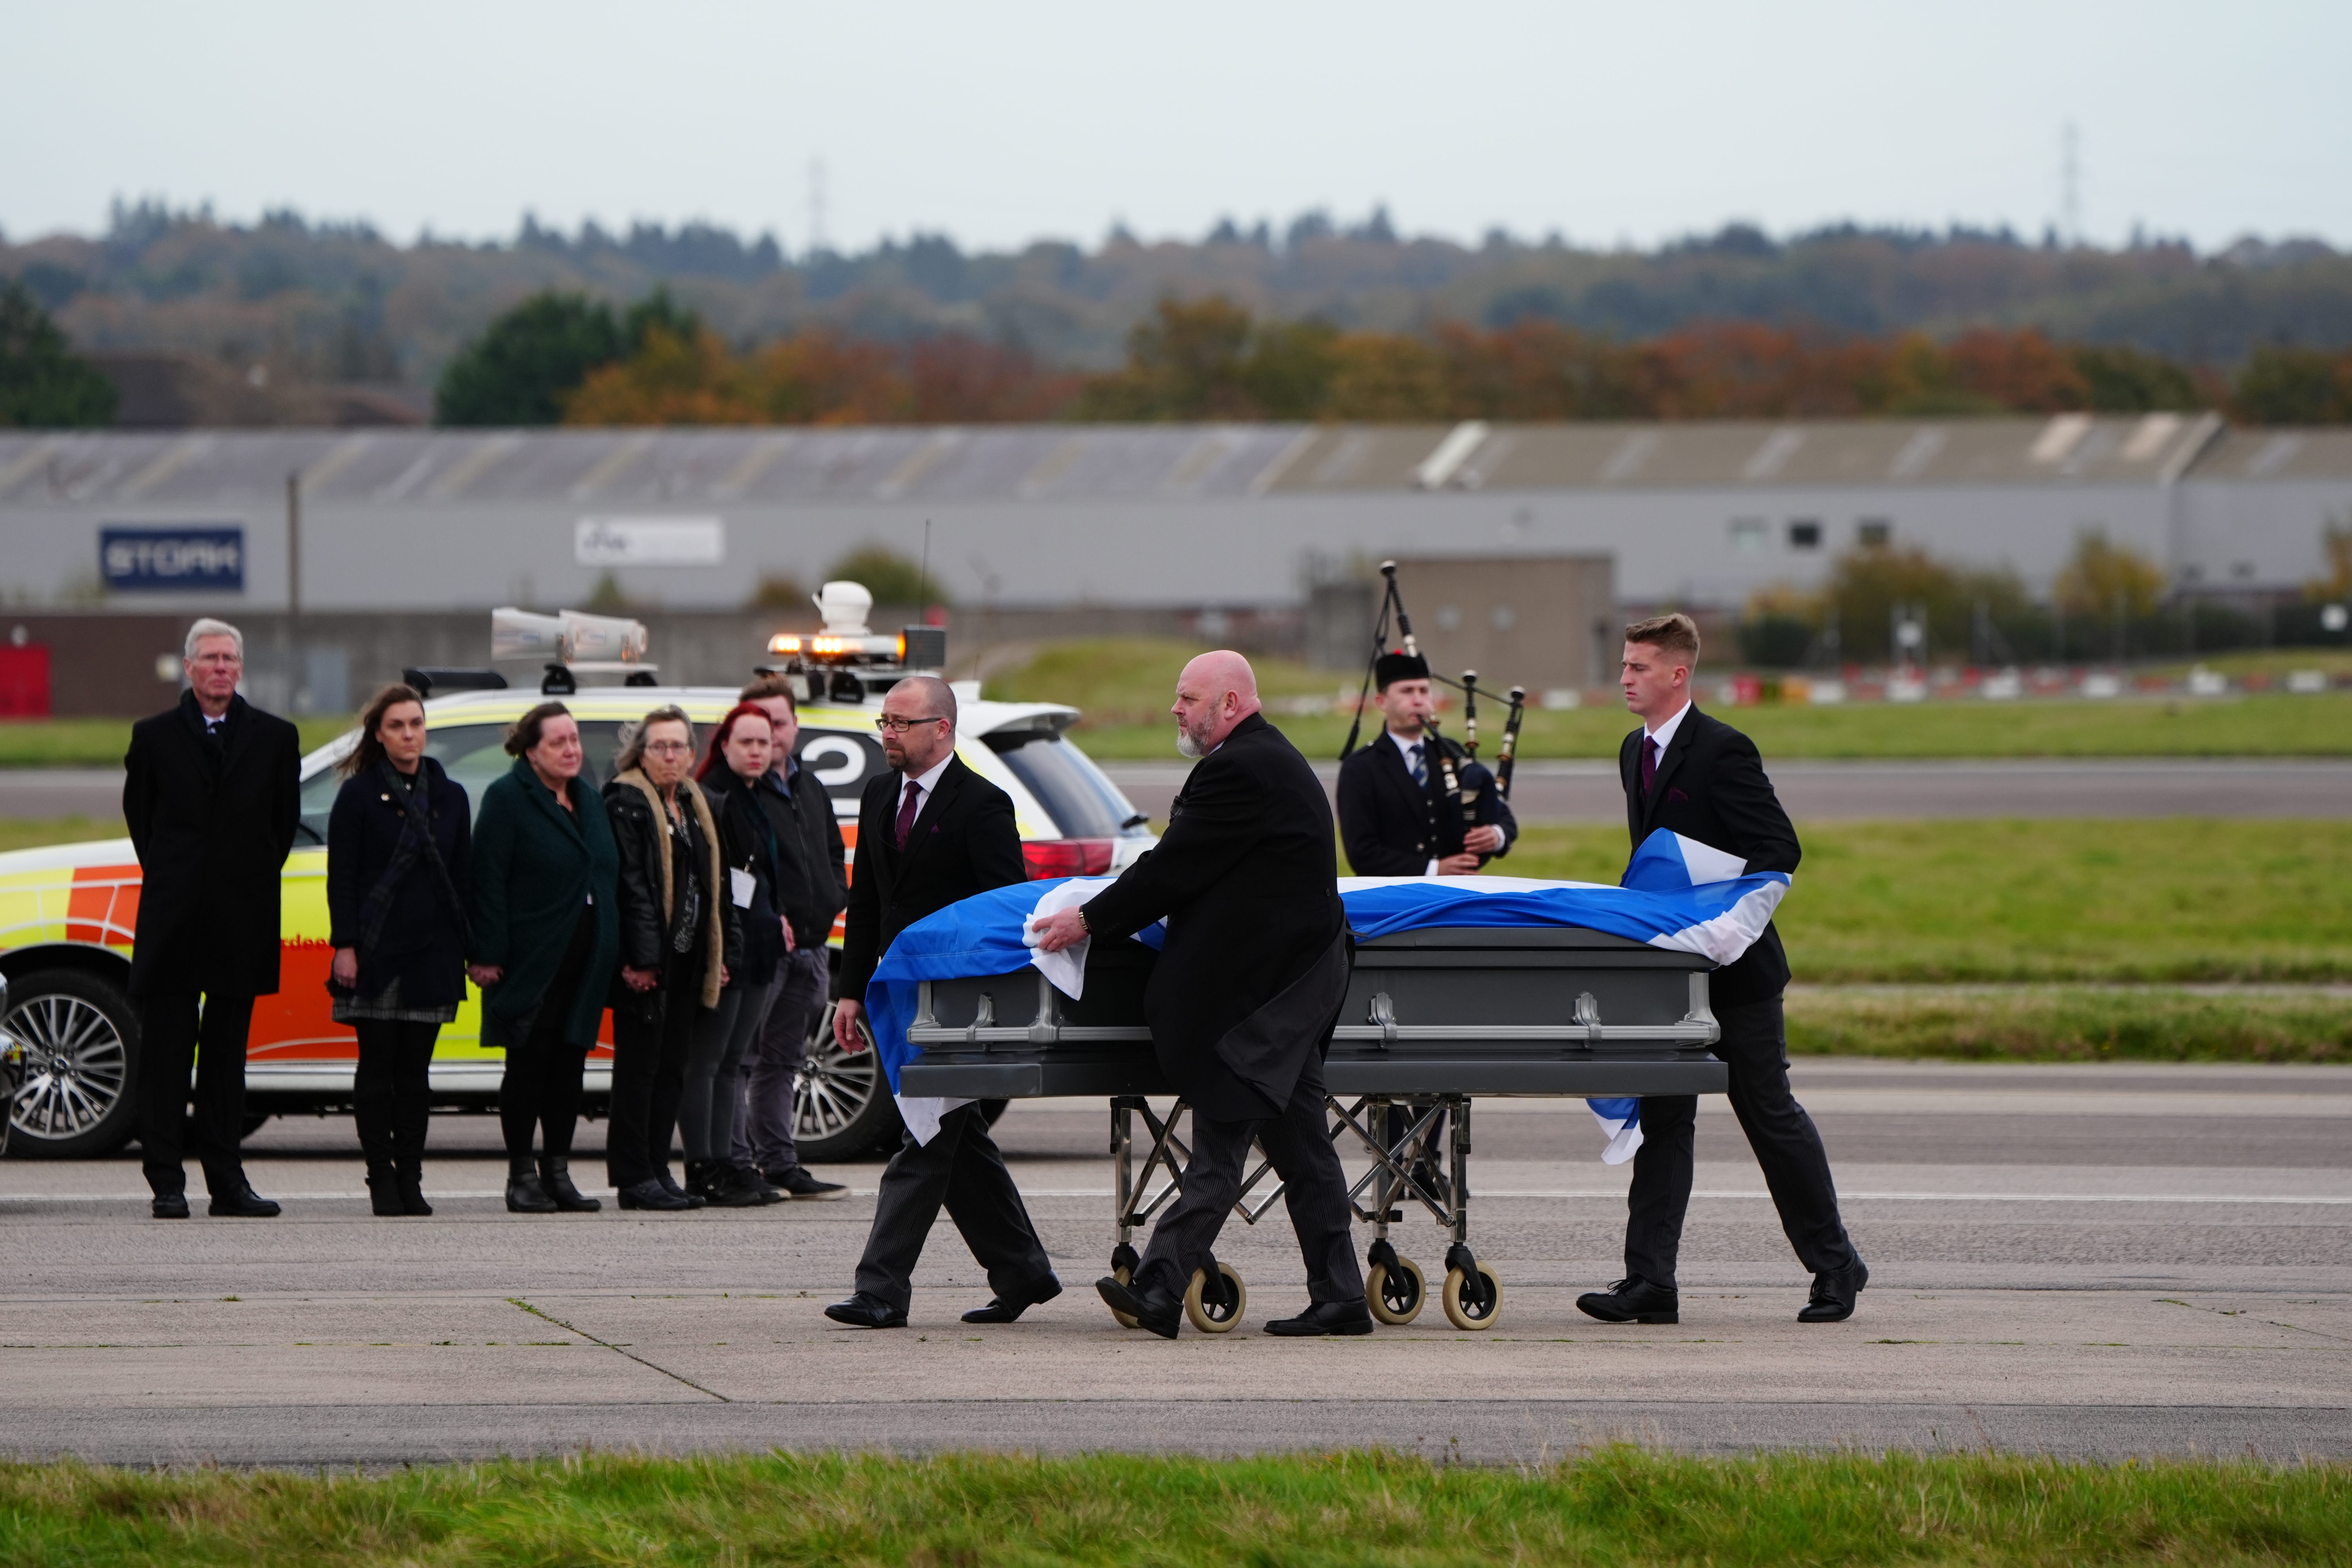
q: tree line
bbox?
[427,289,2352,430]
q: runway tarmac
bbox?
[6,758,2352,829]
[3,1058,2345,1466]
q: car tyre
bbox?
[794,999,904,1161]
[5,967,142,1158]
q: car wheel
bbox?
[794,999,904,1161]
[6,968,140,1158]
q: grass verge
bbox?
[1506,820,2352,983]
[0,817,127,853]
[3,1448,2347,1566]
[0,715,355,767]
[1786,986,2350,1063]
[980,637,2352,758]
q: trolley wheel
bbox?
[1441,1261,1503,1331]
[1107,1265,1140,1330]
[1367,1256,1426,1326]
[1183,1261,1247,1334]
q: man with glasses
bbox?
[122,619,301,1219]
[825,676,1059,1329]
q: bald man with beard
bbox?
[1032,652,1370,1338]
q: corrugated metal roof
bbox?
[0,418,2342,508]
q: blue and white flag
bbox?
[864,829,1788,1153]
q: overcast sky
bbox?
[7,0,2345,256]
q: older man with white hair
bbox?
[122,619,301,1218]
[1031,651,1370,1338]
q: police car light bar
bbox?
[768,631,906,661]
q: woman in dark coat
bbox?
[327,683,473,1217]
[603,706,739,1212]
[468,701,621,1214]
[683,704,788,1207]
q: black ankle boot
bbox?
[365,1159,405,1217]
[538,1156,602,1212]
[505,1157,557,1214]
[395,1158,432,1217]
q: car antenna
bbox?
[918,517,933,630]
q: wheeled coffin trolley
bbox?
[899,924,1729,1332]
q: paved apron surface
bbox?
[3,1059,2347,1465]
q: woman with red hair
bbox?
[679,704,788,1206]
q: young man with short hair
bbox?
[732,674,848,1200]
[1578,613,1867,1325]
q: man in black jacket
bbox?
[1033,652,1370,1339]
[735,678,849,1200]
[1336,650,1515,878]
[825,675,1059,1328]
[122,619,301,1219]
[1576,613,1866,1326]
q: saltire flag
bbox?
[865,829,1788,1154]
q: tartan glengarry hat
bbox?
[1374,650,1430,690]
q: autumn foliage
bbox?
[550,294,2293,428]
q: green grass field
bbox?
[0,817,125,853]
[1508,820,2352,984]
[1786,985,2350,1063]
[0,716,354,768]
[3,1449,2346,1566]
[981,637,2352,759]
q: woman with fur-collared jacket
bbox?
[602,707,739,1211]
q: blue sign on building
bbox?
[100,526,245,593]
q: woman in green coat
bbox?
[467,701,621,1214]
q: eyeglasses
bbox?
[644,740,693,755]
[875,715,947,734]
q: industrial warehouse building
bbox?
[0,417,2345,713]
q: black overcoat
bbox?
[1083,712,1349,1121]
[1336,730,1518,876]
[838,755,1025,1002]
[471,758,621,1049]
[325,756,473,1006]
[122,691,301,998]
[1618,704,1802,1006]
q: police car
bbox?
[0,591,1154,1163]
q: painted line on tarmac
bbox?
[5,1187,2350,1205]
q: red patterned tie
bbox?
[1641,735,1660,796]
[894,778,922,850]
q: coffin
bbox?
[898,925,1730,1099]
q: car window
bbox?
[296,719,633,842]
[982,731,1148,838]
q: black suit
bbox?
[1615,704,1855,1288]
[1084,712,1363,1305]
[1337,730,1517,877]
[122,690,300,1199]
[846,754,1054,1316]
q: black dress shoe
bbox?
[655,1167,706,1209]
[962,1277,1063,1324]
[1095,1274,1180,1339]
[1798,1258,1869,1323]
[505,1170,559,1214]
[1576,1276,1679,1324]
[207,1185,281,1218]
[616,1178,690,1212]
[151,1193,190,1220]
[1264,1297,1375,1337]
[768,1165,848,1201]
[823,1292,908,1328]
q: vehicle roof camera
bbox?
[764,578,947,705]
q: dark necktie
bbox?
[894,778,922,851]
[1641,735,1660,796]
[1408,742,1426,786]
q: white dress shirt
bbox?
[1387,726,1442,876]
[1642,699,1692,773]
